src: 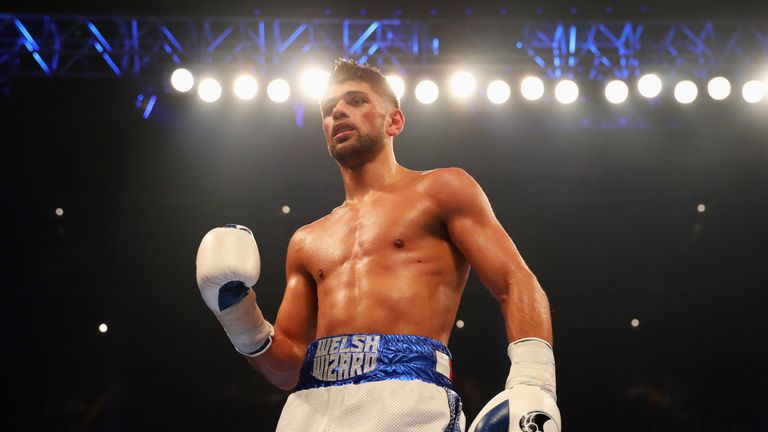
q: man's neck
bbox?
[340,148,405,203]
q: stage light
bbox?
[385,75,406,100]
[486,80,511,104]
[449,71,476,99]
[554,79,579,104]
[631,319,640,328]
[707,76,731,100]
[742,80,766,104]
[267,79,291,103]
[697,204,706,213]
[54,207,64,216]
[674,80,698,104]
[233,74,258,100]
[455,320,465,329]
[170,68,194,92]
[415,80,439,104]
[520,76,545,101]
[637,73,662,98]
[198,78,222,103]
[605,80,629,104]
[281,205,291,214]
[300,68,330,99]
[98,323,108,333]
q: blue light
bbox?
[278,22,307,53]
[569,26,577,54]
[87,22,113,52]
[14,19,50,74]
[516,41,523,49]
[349,22,380,54]
[143,95,156,119]
[432,38,439,55]
[31,52,51,74]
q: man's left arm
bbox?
[432,167,562,432]
[433,167,551,344]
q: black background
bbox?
[3,1,768,431]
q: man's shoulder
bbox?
[414,167,478,195]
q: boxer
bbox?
[196,59,561,431]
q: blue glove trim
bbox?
[474,400,509,432]
[218,281,250,311]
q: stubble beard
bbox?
[330,130,386,169]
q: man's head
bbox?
[320,59,404,168]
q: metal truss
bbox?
[0,14,436,78]
[2,14,767,80]
[512,20,768,80]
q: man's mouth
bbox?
[332,122,356,141]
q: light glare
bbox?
[233,74,258,100]
[415,80,439,104]
[674,80,698,104]
[300,69,330,99]
[742,80,767,104]
[449,71,476,99]
[554,79,579,104]
[385,75,406,100]
[170,68,194,92]
[637,73,663,98]
[98,323,108,333]
[605,80,629,104]
[267,79,291,103]
[707,77,731,100]
[486,80,511,104]
[198,78,222,103]
[520,76,545,101]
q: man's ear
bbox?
[386,108,405,137]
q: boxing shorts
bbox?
[276,333,465,432]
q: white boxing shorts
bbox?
[276,333,465,432]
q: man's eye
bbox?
[349,97,364,105]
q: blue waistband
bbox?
[296,333,454,391]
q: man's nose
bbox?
[332,104,349,120]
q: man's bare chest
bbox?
[305,194,444,269]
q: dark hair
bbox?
[328,58,400,108]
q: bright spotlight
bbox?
[486,80,511,104]
[520,76,545,101]
[233,74,258,100]
[267,78,291,103]
[198,78,222,103]
[554,79,579,104]
[385,75,406,100]
[170,68,194,92]
[742,80,767,104]
[674,80,698,104]
[605,80,629,104]
[637,73,662,98]
[415,80,439,104]
[449,71,476,99]
[707,76,731,100]
[300,68,330,99]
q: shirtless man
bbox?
[195,59,561,432]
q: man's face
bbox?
[320,81,393,167]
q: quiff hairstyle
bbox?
[327,58,400,108]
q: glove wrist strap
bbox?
[215,288,275,356]
[505,337,557,400]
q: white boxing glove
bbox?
[469,338,561,432]
[195,224,274,356]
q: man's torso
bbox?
[297,169,470,344]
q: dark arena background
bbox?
[3,1,767,431]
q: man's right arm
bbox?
[246,229,317,390]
